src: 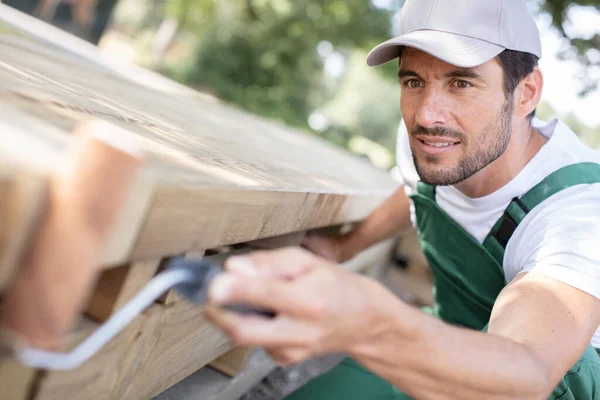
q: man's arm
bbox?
[205,248,600,399]
[351,272,600,399]
[303,186,412,262]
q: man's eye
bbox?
[453,80,472,89]
[404,79,421,88]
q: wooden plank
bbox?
[210,346,255,378]
[31,241,399,400]
[0,357,37,400]
[15,237,400,400]
[130,187,383,261]
[246,231,306,249]
[0,11,399,400]
[32,314,152,400]
[0,18,397,266]
[86,260,161,322]
[33,302,233,400]
[154,349,276,400]
[113,308,231,400]
[207,351,276,400]
[0,4,197,98]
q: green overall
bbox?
[287,162,600,399]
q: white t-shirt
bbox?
[396,118,600,347]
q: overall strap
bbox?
[483,162,600,264]
[417,181,436,200]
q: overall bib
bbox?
[287,163,600,400]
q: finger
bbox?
[225,247,319,279]
[208,273,325,318]
[205,305,321,348]
[204,304,272,344]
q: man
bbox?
[205,0,600,398]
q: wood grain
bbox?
[210,346,256,377]
[33,304,232,400]
[0,17,397,266]
[0,10,399,400]
[86,260,161,322]
[0,357,37,400]
[28,238,399,399]
[32,315,150,400]
[246,231,307,249]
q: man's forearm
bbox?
[349,282,552,400]
[342,187,412,259]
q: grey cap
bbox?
[367,0,542,68]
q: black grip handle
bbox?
[169,256,277,318]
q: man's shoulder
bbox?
[518,118,600,201]
[533,117,600,164]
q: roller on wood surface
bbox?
[0,120,143,351]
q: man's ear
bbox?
[515,67,543,118]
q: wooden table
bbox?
[0,5,399,400]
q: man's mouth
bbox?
[416,137,461,154]
[421,140,459,147]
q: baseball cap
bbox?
[366,0,542,68]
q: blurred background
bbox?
[3,0,599,170]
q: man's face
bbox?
[399,48,513,186]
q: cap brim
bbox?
[366,29,505,68]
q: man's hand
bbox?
[205,247,600,399]
[302,186,413,263]
[204,247,394,365]
[301,234,351,263]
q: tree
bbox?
[155,0,598,161]
[538,0,600,95]
[163,0,396,129]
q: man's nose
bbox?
[415,88,449,128]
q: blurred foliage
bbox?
[166,0,400,144]
[540,0,600,95]
[108,0,600,166]
[537,101,600,149]
[156,0,401,165]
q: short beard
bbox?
[412,100,513,186]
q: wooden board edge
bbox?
[86,259,161,321]
[209,346,255,377]
[131,186,391,261]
